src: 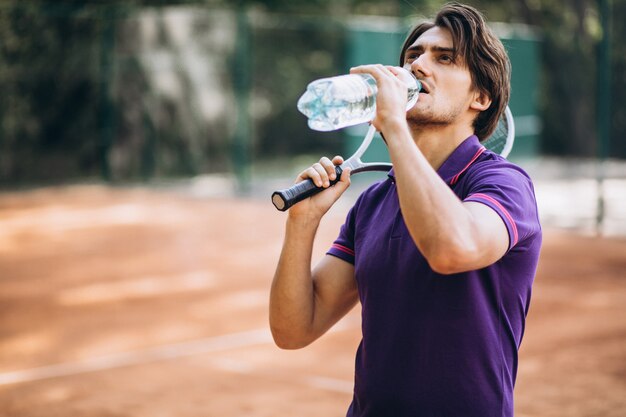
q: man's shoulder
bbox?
[466,151,535,186]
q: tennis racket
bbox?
[271,106,515,211]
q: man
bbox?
[270,3,542,416]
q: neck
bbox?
[407,122,475,170]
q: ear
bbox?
[470,90,491,112]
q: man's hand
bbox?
[288,155,352,221]
[350,64,410,132]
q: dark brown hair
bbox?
[399,2,510,140]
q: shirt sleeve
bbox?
[462,163,541,252]
[326,197,360,264]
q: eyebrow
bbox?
[405,44,456,55]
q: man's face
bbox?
[402,26,476,126]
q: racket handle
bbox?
[272,166,343,211]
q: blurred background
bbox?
[0,0,624,182]
[0,1,625,416]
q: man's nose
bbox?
[410,54,431,77]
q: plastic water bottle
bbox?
[297,67,421,131]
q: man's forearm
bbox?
[269,216,320,348]
[383,122,480,272]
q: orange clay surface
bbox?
[0,185,625,416]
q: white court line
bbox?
[0,329,272,386]
[0,315,361,387]
[304,375,354,394]
[210,357,354,395]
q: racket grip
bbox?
[272,166,343,211]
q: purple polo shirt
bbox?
[327,135,542,417]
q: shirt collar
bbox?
[387,135,485,185]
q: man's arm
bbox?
[387,128,509,273]
[350,64,509,274]
[269,157,358,349]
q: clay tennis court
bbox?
[0,184,625,416]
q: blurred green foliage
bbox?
[0,2,102,182]
[0,0,623,185]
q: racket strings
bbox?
[481,109,511,156]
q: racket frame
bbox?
[271,106,515,211]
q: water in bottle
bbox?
[296,68,421,131]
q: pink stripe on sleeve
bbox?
[332,243,355,257]
[467,193,519,247]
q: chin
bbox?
[407,107,433,122]
[407,104,422,116]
